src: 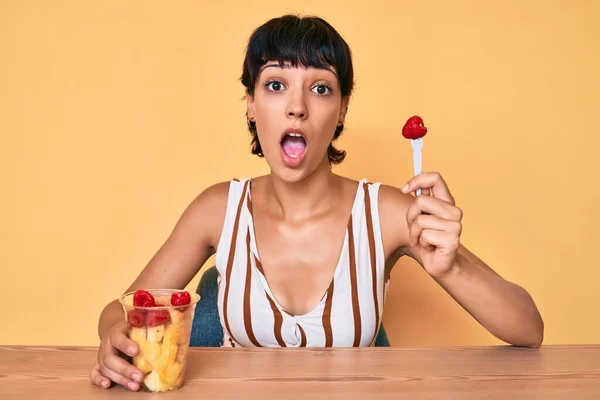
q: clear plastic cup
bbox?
[119,289,200,392]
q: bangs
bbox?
[242,15,354,97]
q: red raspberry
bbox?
[146,310,170,327]
[402,116,428,139]
[170,291,191,306]
[127,309,145,328]
[133,290,155,307]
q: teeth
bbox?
[287,133,302,137]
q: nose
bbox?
[286,89,308,120]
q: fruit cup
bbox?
[119,289,200,392]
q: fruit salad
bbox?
[119,289,200,392]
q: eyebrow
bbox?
[259,63,338,78]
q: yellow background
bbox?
[1,1,598,346]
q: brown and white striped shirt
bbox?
[215,178,388,347]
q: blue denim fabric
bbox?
[190,266,390,347]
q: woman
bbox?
[90,14,544,391]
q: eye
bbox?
[312,83,332,95]
[264,80,285,92]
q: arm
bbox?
[91,181,230,391]
[379,174,544,348]
[430,244,544,348]
[98,181,230,339]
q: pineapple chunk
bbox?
[155,295,171,305]
[164,321,187,344]
[152,340,178,370]
[163,340,179,365]
[143,370,167,392]
[129,327,147,355]
[130,326,147,343]
[176,343,188,363]
[175,367,185,387]
[147,324,165,343]
[144,341,161,363]
[124,296,134,306]
[168,309,185,324]
[159,362,184,387]
[133,355,153,374]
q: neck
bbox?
[266,157,341,222]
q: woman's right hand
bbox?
[89,182,228,391]
[90,320,144,391]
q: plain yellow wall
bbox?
[1,0,599,346]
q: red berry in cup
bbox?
[146,310,170,327]
[127,309,146,328]
[133,289,155,307]
[171,291,191,306]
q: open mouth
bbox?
[280,129,307,167]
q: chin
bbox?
[270,164,309,183]
[268,155,330,185]
[262,156,307,184]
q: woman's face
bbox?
[247,62,349,183]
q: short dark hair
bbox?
[240,14,354,165]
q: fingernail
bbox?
[102,380,110,388]
[132,373,142,382]
[127,381,138,390]
[127,347,135,356]
[401,184,409,193]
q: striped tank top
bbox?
[215,178,388,347]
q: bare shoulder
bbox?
[378,183,413,214]
[377,183,414,259]
[124,180,232,292]
[333,174,363,195]
[181,180,231,250]
[190,180,230,209]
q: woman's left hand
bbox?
[401,172,463,278]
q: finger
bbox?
[418,233,435,252]
[100,361,140,392]
[406,196,464,225]
[420,188,431,196]
[90,363,112,389]
[408,215,462,247]
[419,229,460,253]
[103,352,144,384]
[401,172,454,204]
[109,330,139,358]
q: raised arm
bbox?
[379,173,544,348]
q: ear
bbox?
[246,89,256,120]
[338,96,350,124]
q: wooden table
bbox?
[1,345,598,399]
